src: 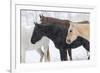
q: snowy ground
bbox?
[25,40,88,63]
[21,10,89,63]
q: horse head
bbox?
[31,22,44,44]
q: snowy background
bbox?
[20,10,90,63]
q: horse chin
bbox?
[32,42,36,44]
[66,41,72,44]
[31,40,36,44]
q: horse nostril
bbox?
[31,39,36,44]
[67,39,71,43]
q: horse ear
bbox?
[39,14,41,18]
[42,14,43,17]
[34,22,41,28]
[34,22,37,25]
[39,14,43,18]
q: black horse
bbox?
[31,22,90,61]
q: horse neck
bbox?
[78,36,89,44]
[44,32,54,41]
[40,26,53,40]
[76,24,89,41]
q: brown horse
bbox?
[39,15,70,29]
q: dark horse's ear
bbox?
[34,22,41,28]
[34,22,39,26]
[34,22,38,25]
